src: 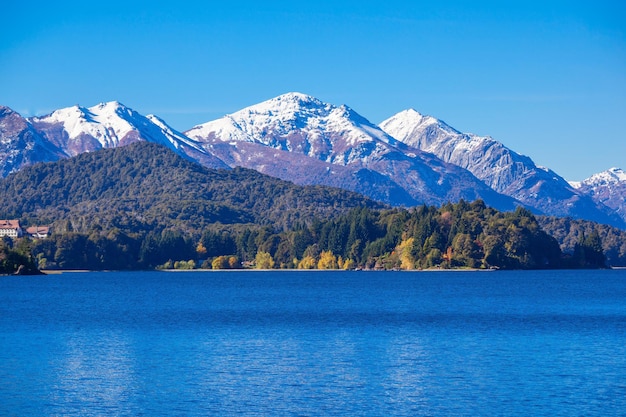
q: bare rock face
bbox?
[1,94,623,228]
[575,168,626,223]
[1,102,231,179]
[27,102,230,169]
[380,109,624,227]
[0,106,64,177]
[184,93,519,210]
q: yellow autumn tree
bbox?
[255,251,275,269]
[338,256,355,270]
[297,255,317,269]
[196,242,207,258]
[228,256,240,269]
[396,238,416,270]
[317,250,338,269]
[212,256,229,269]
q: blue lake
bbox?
[1,269,625,416]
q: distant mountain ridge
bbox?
[0,106,64,177]
[1,93,624,228]
[379,108,624,227]
[29,101,229,169]
[184,92,519,210]
[577,167,626,187]
[573,168,626,222]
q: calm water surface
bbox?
[1,269,625,416]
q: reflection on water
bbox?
[48,331,137,416]
[0,270,625,416]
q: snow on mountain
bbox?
[0,106,65,177]
[377,109,461,149]
[186,92,395,165]
[30,102,136,153]
[31,101,172,155]
[185,93,520,210]
[3,95,623,228]
[380,109,563,194]
[28,101,229,169]
[576,168,626,222]
[186,92,398,165]
[581,168,626,187]
[380,109,624,227]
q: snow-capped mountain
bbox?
[185,92,519,209]
[0,106,65,177]
[186,93,400,164]
[577,167,626,187]
[30,101,138,155]
[380,109,623,226]
[28,101,228,168]
[1,94,624,228]
[574,168,626,221]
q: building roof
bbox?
[0,220,20,229]
[25,226,50,234]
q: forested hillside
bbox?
[0,141,383,233]
[0,142,613,272]
[21,202,606,271]
[539,216,626,266]
[0,238,40,275]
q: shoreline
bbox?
[37,266,625,275]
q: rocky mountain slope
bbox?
[380,108,623,227]
[184,93,519,210]
[29,101,228,168]
[1,93,623,228]
[0,106,65,177]
[572,168,626,222]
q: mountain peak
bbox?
[607,167,625,178]
[28,101,147,154]
[0,105,22,118]
[582,167,626,186]
[92,100,126,111]
[35,104,89,123]
[89,101,136,120]
[380,109,459,138]
[379,109,461,153]
[185,92,336,144]
[185,91,398,146]
[378,105,626,225]
[402,108,426,118]
[246,92,329,116]
[274,92,320,103]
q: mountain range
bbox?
[1,93,624,228]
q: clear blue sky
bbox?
[2,1,624,181]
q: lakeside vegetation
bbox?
[9,202,606,272]
[0,237,40,275]
[0,142,616,273]
[539,216,626,266]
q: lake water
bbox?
[1,269,625,416]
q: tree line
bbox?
[0,142,615,273]
[539,216,626,266]
[20,200,606,272]
[0,237,40,275]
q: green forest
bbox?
[7,201,608,273]
[539,216,626,266]
[0,142,618,273]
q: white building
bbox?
[0,220,23,238]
